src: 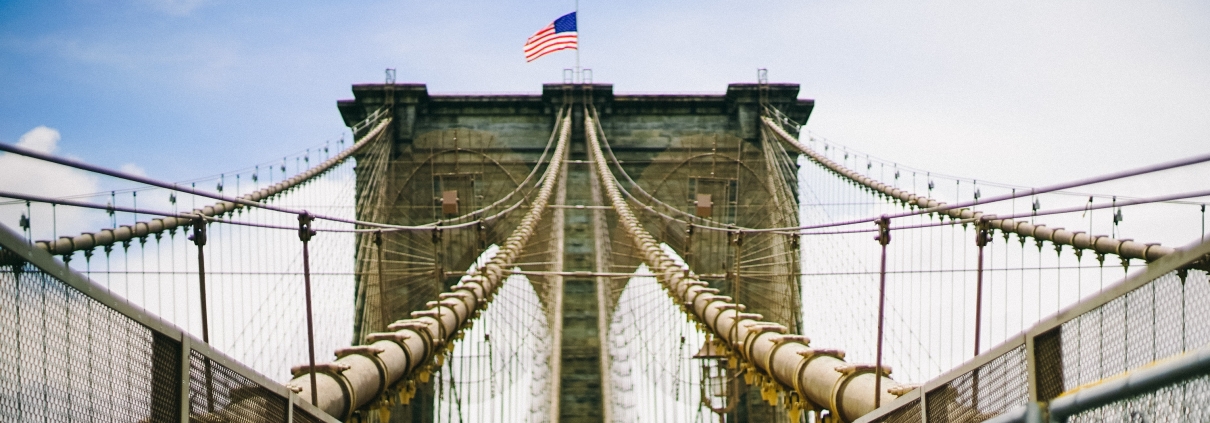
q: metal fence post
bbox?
[180,336,192,423]
[919,384,928,423]
[1025,334,1039,404]
[287,391,296,423]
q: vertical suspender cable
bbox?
[375,230,386,334]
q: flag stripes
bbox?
[524,13,577,62]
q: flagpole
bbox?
[575,0,580,83]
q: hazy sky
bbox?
[1,0,1208,206]
[2,1,1209,397]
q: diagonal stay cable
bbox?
[587,105,746,231]
[0,190,363,233]
[600,109,1210,236]
[268,107,575,419]
[0,118,407,229]
[761,114,1202,261]
[0,136,346,207]
[766,188,1210,236]
[768,103,1210,207]
[0,115,529,232]
[761,115,1210,230]
[441,104,567,225]
[3,108,570,255]
[583,104,900,422]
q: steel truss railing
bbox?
[584,109,902,422]
[856,238,1210,423]
[0,220,338,423]
[758,110,1210,422]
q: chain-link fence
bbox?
[875,398,921,423]
[0,223,337,423]
[858,238,1210,423]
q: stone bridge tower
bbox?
[338,83,813,422]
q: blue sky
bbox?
[1,0,1209,204]
[2,0,1210,391]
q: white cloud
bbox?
[119,163,147,177]
[15,126,61,154]
[0,127,104,241]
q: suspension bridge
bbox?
[1,80,1208,423]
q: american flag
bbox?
[524,12,577,62]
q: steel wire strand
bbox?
[0,117,397,234]
[438,105,566,226]
[761,115,1198,262]
[264,110,573,419]
[757,189,1210,238]
[435,268,550,422]
[608,272,708,421]
[637,205,799,326]
[756,125,802,230]
[779,111,1210,207]
[94,107,561,418]
[59,162,361,380]
[799,153,1070,384]
[232,175,358,378]
[584,108,903,422]
[16,147,538,377]
[589,105,814,238]
[48,180,1206,240]
[609,277,706,393]
[5,112,562,260]
[0,136,352,208]
[586,106,762,233]
[603,112,1210,237]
